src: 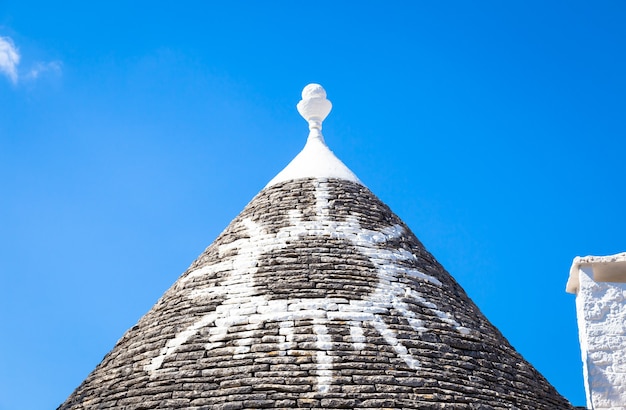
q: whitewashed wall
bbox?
[575,267,626,409]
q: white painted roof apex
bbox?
[566,252,626,293]
[265,84,362,188]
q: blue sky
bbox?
[1,1,625,408]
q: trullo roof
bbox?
[59,84,573,409]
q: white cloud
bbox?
[24,60,62,80]
[0,35,62,85]
[0,36,20,83]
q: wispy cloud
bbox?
[24,60,62,80]
[0,35,62,85]
[0,36,20,83]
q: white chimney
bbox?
[566,252,626,409]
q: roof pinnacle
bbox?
[297,83,332,138]
[264,83,360,188]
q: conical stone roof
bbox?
[59,84,573,409]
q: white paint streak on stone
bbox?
[349,321,366,351]
[204,342,225,351]
[145,313,217,372]
[315,182,331,219]
[370,316,420,370]
[278,322,295,352]
[407,288,464,330]
[313,323,334,393]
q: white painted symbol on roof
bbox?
[145,180,470,392]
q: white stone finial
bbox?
[264,83,361,188]
[297,84,332,136]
